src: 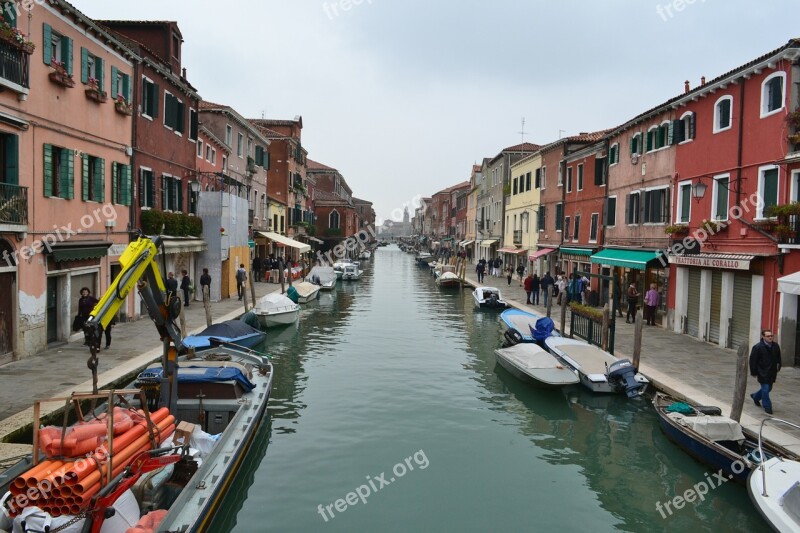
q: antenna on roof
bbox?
[558,129,566,139]
[261,110,265,119]
[517,117,527,145]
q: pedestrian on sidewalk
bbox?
[236,264,247,300]
[77,287,98,346]
[531,274,540,305]
[750,330,781,415]
[165,272,178,302]
[476,260,486,284]
[180,269,191,307]
[506,266,514,286]
[644,283,660,325]
[613,277,624,318]
[516,263,525,286]
[541,272,553,307]
[556,275,566,305]
[524,273,534,304]
[253,256,262,282]
[626,282,640,323]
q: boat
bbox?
[254,292,300,327]
[494,343,579,387]
[654,393,789,484]
[308,266,337,290]
[472,287,510,309]
[500,309,561,345]
[436,271,462,288]
[332,261,349,279]
[291,281,321,303]
[359,250,371,260]
[342,263,362,281]
[416,253,435,266]
[748,418,800,531]
[181,319,266,351]
[544,337,648,397]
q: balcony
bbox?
[0,182,28,227]
[513,230,522,245]
[0,38,30,97]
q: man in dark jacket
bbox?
[180,269,191,307]
[165,272,178,301]
[749,329,781,414]
[475,260,486,284]
[540,273,554,307]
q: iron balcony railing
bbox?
[0,183,28,225]
[0,40,30,90]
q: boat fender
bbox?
[694,406,722,416]
[0,491,12,531]
[503,329,524,347]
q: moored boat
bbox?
[291,281,321,303]
[342,263,362,281]
[182,319,266,351]
[500,309,560,345]
[748,418,800,531]
[436,271,461,288]
[255,292,300,327]
[308,266,337,290]
[472,287,509,309]
[494,343,579,387]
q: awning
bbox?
[459,240,474,247]
[529,248,557,261]
[161,238,208,254]
[497,248,526,254]
[560,247,593,257]
[779,271,800,295]
[480,240,498,247]
[46,241,112,262]
[248,240,256,248]
[590,249,667,270]
[255,231,311,253]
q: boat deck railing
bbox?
[755,417,800,496]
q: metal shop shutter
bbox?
[730,273,752,351]
[686,269,701,337]
[709,271,722,344]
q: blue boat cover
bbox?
[529,317,556,343]
[197,320,261,339]
[140,365,256,392]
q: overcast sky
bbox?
[71,0,800,223]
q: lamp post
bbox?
[189,180,200,215]
[692,180,707,200]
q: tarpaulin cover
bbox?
[529,317,556,343]
[142,366,256,392]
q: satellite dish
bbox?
[631,153,640,165]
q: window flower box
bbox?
[789,133,800,145]
[699,219,726,233]
[114,97,133,115]
[664,224,689,235]
[48,61,74,88]
[0,22,34,54]
[85,87,108,103]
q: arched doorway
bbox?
[0,238,17,357]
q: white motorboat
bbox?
[291,281,321,303]
[359,250,371,260]
[342,263,362,280]
[494,343,579,387]
[436,271,462,288]
[333,261,349,279]
[472,287,509,309]
[748,418,800,532]
[544,337,648,397]
[254,292,300,327]
[308,266,337,290]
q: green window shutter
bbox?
[43,144,53,197]
[265,151,270,170]
[42,24,52,65]
[5,134,18,185]
[138,171,145,207]
[7,4,16,27]
[177,180,183,212]
[95,158,104,202]
[764,169,779,210]
[716,178,728,219]
[255,146,262,166]
[80,47,88,84]
[629,137,635,155]
[177,102,185,133]
[148,172,155,208]
[64,37,73,75]
[152,83,160,119]
[160,176,166,209]
[81,154,89,201]
[62,149,74,199]
[122,74,130,101]
[110,66,118,99]
[122,165,131,206]
[96,57,104,91]
[111,162,118,204]
[680,185,690,223]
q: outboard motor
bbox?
[606,359,643,398]
[503,328,524,347]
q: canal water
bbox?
[211,245,769,532]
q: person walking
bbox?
[200,268,212,299]
[644,283,660,325]
[476,260,486,284]
[524,273,534,304]
[556,275,567,305]
[180,269,191,307]
[103,316,116,349]
[626,282,640,323]
[749,330,781,415]
[77,287,98,346]
[516,263,525,286]
[165,272,178,302]
[253,256,262,282]
[506,265,514,286]
[236,264,247,300]
[613,277,624,318]
[531,274,540,305]
[540,272,553,307]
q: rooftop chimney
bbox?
[182,67,187,79]
[579,132,588,135]
[701,76,706,85]
[685,80,690,94]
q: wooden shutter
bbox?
[176,101,185,133]
[94,158,104,202]
[6,4,16,27]
[139,170,145,207]
[96,57,104,91]
[80,47,89,85]
[42,24,52,65]
[147,172,155,208]
[64,149,74,199]
[177,179,184,212]
[594,158,604,185]
[64,38,73,75]
[190,109,198,140]
[4,134,18,185]
[152,83,160,119]
[110,66,118,98]
[111,162,118,204]
[122,74,130,101]
[43,144,53,197]
[624,194,630,224]
[122,165,131,206]
[689,113,696,139]
[81,153,89,200]
[160,175,166,210]
[264,150,270,170]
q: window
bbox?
[555,202,563,231]
[329,210,340,229]
[577,164,584,191]
[626,192,640,225]
[512,177,518,195]
[712,174,730,221]
[714,96,733,133]
[538,206,546,232]
[211,148,216,165]
[0,133,19,185]
[630,133,643,155]
[139,168,155,208]
[81,154,104,202]
[564,216,571,241]
[609,144,619,165]
[110,67,131,102]
[594,157,606,186]
[676,181,691,223]
[141,77,159,118]
[758,166,779,219]
[225,125,233,146]
[43,24,73,75]
[646,123,670,151]
[43,144,74,199]
[541,166,546,189]
[589,213,599,242]
[643,187,669,223]
[222,155,227,171]
[197,140,203,158]
[761,72,786,118]
[111,162,131,206]
[525,172,531,192]
[535,168,541,189]
[573,215,580,240]
[161,175,182,212]
[605,196,616,227]
[80,48,103,90]
[163,92,185,134]
[205,144,211,161]
[566,167,573,193]
[674,112,695,144]
[189,109,198,141]
[247,138,253,158]
[237,133,243,157]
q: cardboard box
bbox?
[174,421,196,446]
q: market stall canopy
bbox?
[255,231,311,253]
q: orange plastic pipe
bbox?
[24,460,64,488]
[16,459,55,488]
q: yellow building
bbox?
[462,165,481,261]
[502,153,544,275]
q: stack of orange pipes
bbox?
[6,408,175,517]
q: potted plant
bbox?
[664,224,689,235]
[569,302,603,321]
[48,59,75,88]
[114,95,133,115]
[699,218,726,233]
[0,16,34,54]
[787,108,800,130]
[774,224,796,241]
[85,76,107,103]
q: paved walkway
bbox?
[461,268,800,454]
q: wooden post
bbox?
[179,302,187,339]
[203,285,212,327]
[601,303,609,351]
[279,258,286,294]
[560,295,568,336]
[632,309,644,369]
[730,344,749,422]
[546,286,553,318]
[249,270,257,310]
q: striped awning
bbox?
[529,248,557,260]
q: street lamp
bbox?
[692,180,707,200]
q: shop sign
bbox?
[668,255,750,270]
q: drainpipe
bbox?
[129,56,142,239]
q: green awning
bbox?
[248,240,256,248]
[590,249,666,270]
[560,247,593,257]
[50,244,110,262]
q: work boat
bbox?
[0,233,274,533]
[181,318,266,351]
[332,261,349,280]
